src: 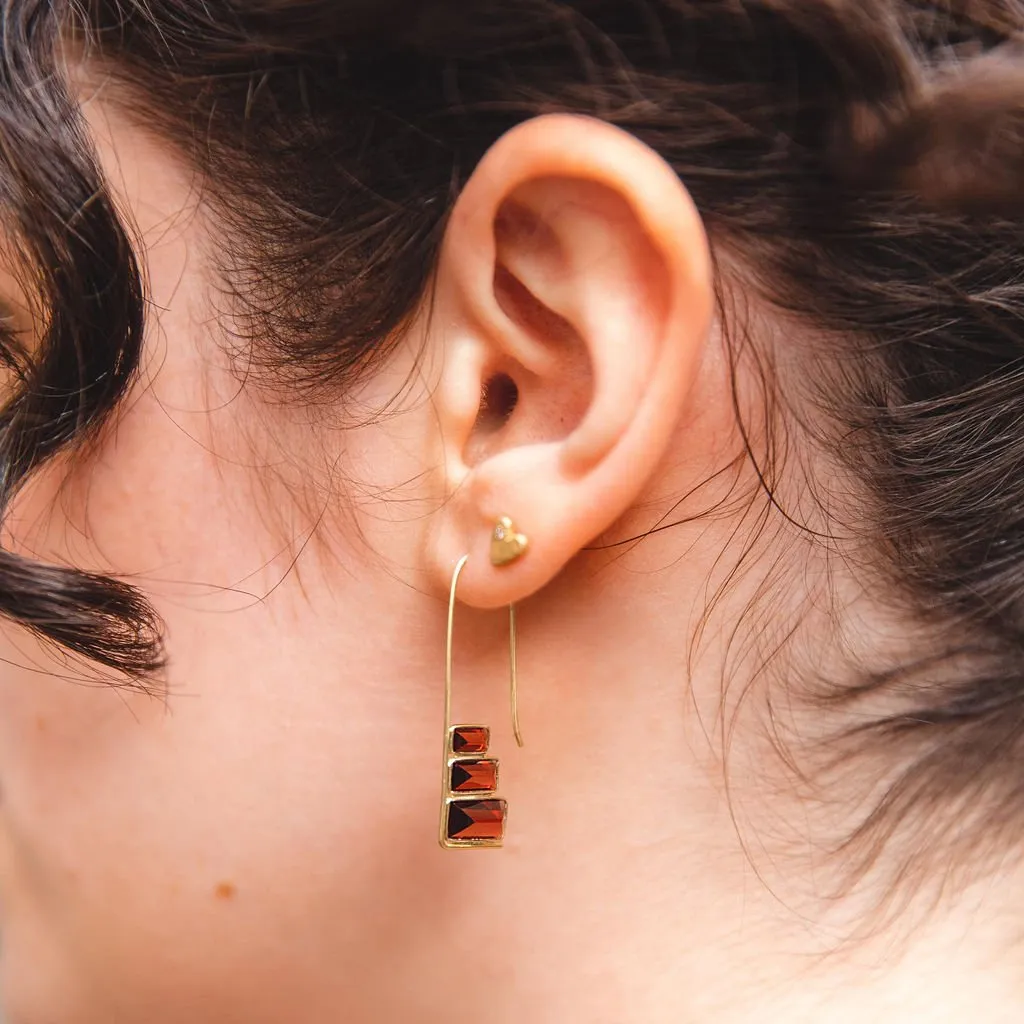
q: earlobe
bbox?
[423,114,713,608]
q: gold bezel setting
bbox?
[440,724,507,849]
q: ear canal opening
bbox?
[477,372,519,433]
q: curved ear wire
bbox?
[490,515,528,748]
[508,601,523,749]
[490,514,527,750]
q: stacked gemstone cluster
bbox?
[442,725,506,847]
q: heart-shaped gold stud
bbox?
[490,516,529,567]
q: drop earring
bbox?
[439,518,527,849]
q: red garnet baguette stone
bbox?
[446,799,506,841]
[450,726,489,754]
[450,759,498,793]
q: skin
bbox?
[0,78,1021,1024]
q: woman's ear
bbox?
[424,113,713,607]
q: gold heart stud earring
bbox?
[490,515,529,566]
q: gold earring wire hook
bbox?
[509,603,524,748]
[446,555,524,749]
[443,554,469,748]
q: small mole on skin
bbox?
[214,881,237,901]
[35,716,47,734]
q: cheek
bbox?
[0,588,441,1024]
[4,379,258,586]
[0,391,443,1022]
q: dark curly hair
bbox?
[4,0,1024,892]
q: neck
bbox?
[464,525,1024,1023]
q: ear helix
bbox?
[439,516,528,849]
